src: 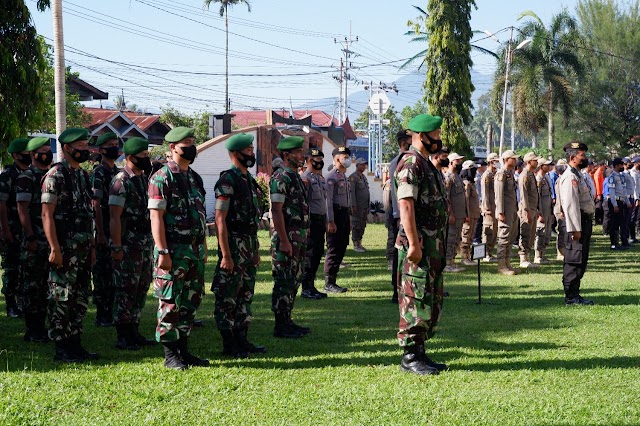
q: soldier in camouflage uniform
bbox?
[394,114,449,376]
[16,136,53,342]
[212,133,265,358]
[109,137,155,351]
[148,127,209,370]
[91,132,121,326]
[0,137,31,318]
[270,136,311,339]
[41,128,99,363]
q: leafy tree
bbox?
[159,106,210,145]
[424,0,476,156]
[465,93,502,150]
[400,100,429,128]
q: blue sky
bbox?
[27,0,579,114]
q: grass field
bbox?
[1,223,640,425]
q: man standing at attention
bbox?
[494,150,520,275]
[349,158,370,253]
[481,153,499,262]
[444,152,466,272]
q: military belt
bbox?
[333,204,349,212]
[310,213,326,221]
[229,225,258,235]
[170,234,205,245]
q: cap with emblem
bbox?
[523,152,539,163]
[96,132,118,146]
[165,127,195,143]
[58,128,90,145]
[556,159,567,166]
[332,145,351,156]
[123,137,149,155]
[396,129,410,142]
[356,158,368,165]
[632,156,640,163]
[487,153,500,162]
[501,150,519,160]
[612,158,624,167]
[26,136,50,152]
[277,136,304,151]
[225,133,254,151]
[623,157,632,163]
[563,141,588,152]
[307,148,324,158]
[448,152,464,162]
[8,138,30,153]
[407,114,443,133]
[462,160,477,170]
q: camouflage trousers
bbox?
[482,214,498,255]
[350,206,368,242]
[92,243,114,311]
[20,241,49,316]
[48,241,92,341]
[271,228,307,314]
[212,233,258,331]
[397,231,445,347]
[153,243,204,343]
[112,243,152,325]
[1,233,22,299]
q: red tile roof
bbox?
[230,109,338,128]
[123,112,159,130]
[82,107,161,131]
[341,116,357,141]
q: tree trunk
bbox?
[532,128,538,148]
[225,7,229,113]
[548,84,554,151]
[486,122,493,154]
[52,0,66,161]
[510,104,516,151]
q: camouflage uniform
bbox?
[0,163,26,311]
[90,162,119,321]
[41,160,94,342]
[270,165,309,315]
[148,160,206,343]
[109,166,152,326]
[212,166,260,332]
[394,147,448,347]
[15,166,49,319]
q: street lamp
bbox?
[497,28,532,155]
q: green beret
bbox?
[332,146,351,156]
[563,141,588,152]
[8,138,30,153]
[407,114,443,133]
[26,136,50,152]
[96,132,118,146]
[59,128,90,145]
[123,137,149,155]
[277,136,304,151]
[307,148,324,158]
[225,133,254,151]
[165,127,195,143]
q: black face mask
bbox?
[68,147,90,163]
[16,153,31,166]
[178,145,197,163]
[101,146,120,160]
[311,160,324,171]
[454,163,463,173]
[35,151,53,166]
[422,133,443,154]
[131,155,152,175]
[578,159,589,169]
[438,158,450,168]
[236,152,256,168]
[468,169,477,180]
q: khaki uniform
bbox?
[534,173,554,259]
[445,171,466,264]
[554,177,567,256]
[494,167,518,269]
[460,178,480,262]
[481,169,498,256]
[518,169,539,261]
[348,171,370,244]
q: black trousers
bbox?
[301,214,326,289]
[324,206,350,277]
[621,198,632,245]
[595,197,604,225]
[390,219,399,299]
[607,199,624,246]
[602,198,610,234]
[633,205,640,241]
[562,214,593,298]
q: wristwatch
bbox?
[157,248,170,255]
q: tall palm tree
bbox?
[203,0,251,113]
[517,9,584,150]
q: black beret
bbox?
[563,141,588,152]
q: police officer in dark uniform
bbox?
[324,146,352,293]
[300,148,328,300]
[559,141,596,305]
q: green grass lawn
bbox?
[1,224,640,425]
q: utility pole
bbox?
[52,0,66,161]
[364,81,398,171]
[334,25,358,124]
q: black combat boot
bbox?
[53,338,83,363]
[177,336,210,367]
[324,275,347,293]
[95,306,112,327]
[24,313,48,343]
[273,312,303,338]
[6,296,22,319]
[163,341,187,370]
[286,312,310,335]
[235,328,266,354]
[220,329,249,358]
[400,346,440,375]
[115,324,141,350]
[131,323,156,346]
[70,334,100,360]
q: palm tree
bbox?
[203,0,251,113]
[517,9,584,150]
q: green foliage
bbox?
[254,172,270,214]
[149,142,170,161]
[203,0,251,17]
[400,100,428,128]
[0,1,48,155]
[424,0,476,156]
[159,106,210,145]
